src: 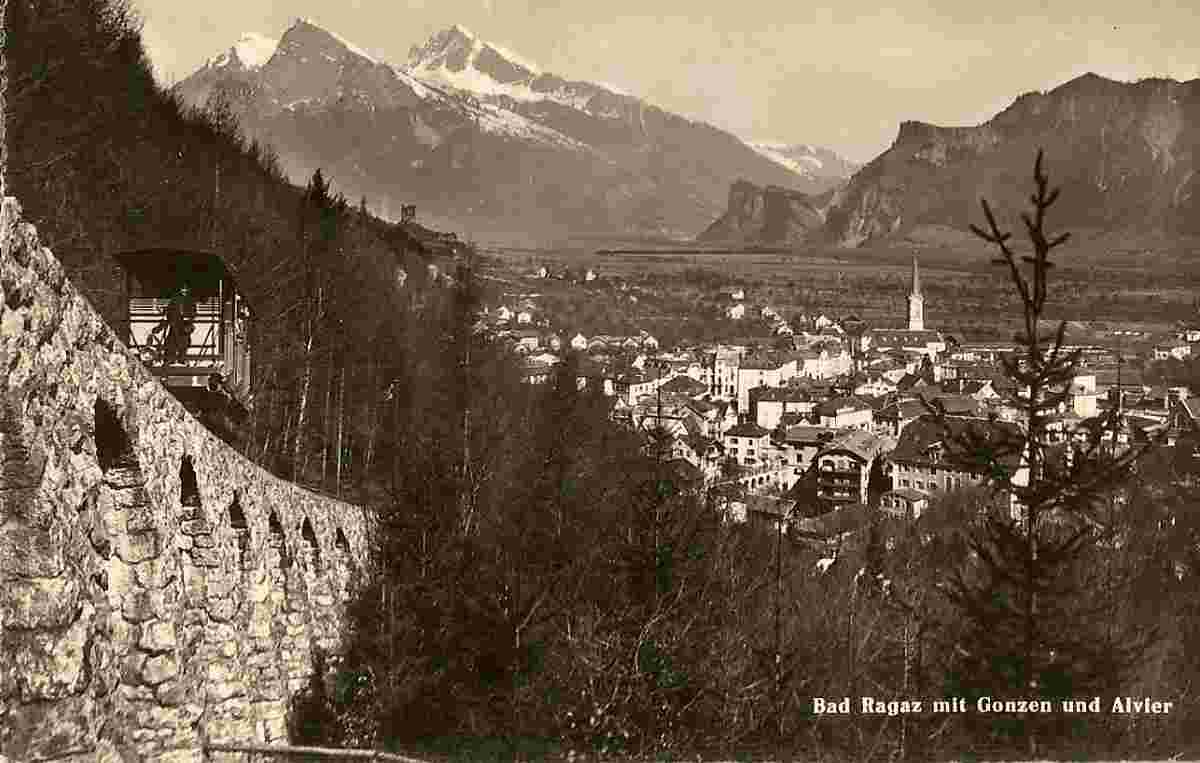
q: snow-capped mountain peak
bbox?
[408,25,542,88]
[207,31,278,70]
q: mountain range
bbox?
[174,20,858,245]
[702,73,1200,249]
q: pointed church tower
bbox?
[907,256,924,331]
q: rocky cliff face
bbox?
[701,73,1200,248]
[698,180,828,244]
[175,20,853,244]
[824,73,1200,246]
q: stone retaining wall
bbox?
[0,195,370,761]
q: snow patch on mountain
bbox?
[407,25,633,112]
[746,141,822,175]
[597,81,631,96]
[410,56,543,102]
[472,100,594,152]
[387,64,437,100]
[234,32,279,68]
[208,32,278,69]
[487,42,542,75]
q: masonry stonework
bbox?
[0,192,370,761]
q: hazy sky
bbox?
[135,0,1200,164]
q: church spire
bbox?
[907,256,924,331]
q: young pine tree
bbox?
[933,151,1159,758]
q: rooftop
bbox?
[889,415,1024,470]
[726,422,771,439]
[819,428,886,461]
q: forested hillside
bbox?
[4,0,436,494]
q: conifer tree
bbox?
[933,151,1160,756]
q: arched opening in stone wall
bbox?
[267,510,289,570]
[179,456,200,508]
[300,517,321,572]
[334,527,354,599]
[93,398,136,473]
[228,494,250,569]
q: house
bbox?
[724,422,773,470]
[570,333,588,352]
[854,374,899,397]
[876,399,929,438]
[727,303,746,320]
[782,425,842,473]
[535,265,549,279]
[641,334,660,351]
[514,329,542,352]
[659,375,709,399]
[585,268,597,282]
[1070,381,1099,418]
[637,404,703,439]
[881,487,931,519]
[676,435,724,483]
[520,359,554,385]
[735,354,800,411]
[684,398,736,438]
[617,370,672,406]
[743,496,798,531]
[815,429,886,507]
[886,415,1026,518]
[516,310,534,325]
[793,502,875,544]
[896,373,934,394]
[813,397,874,430]
[927,394,982,418]
[795,347,852,380]
[753,387,816,430]
[730,287,746,301]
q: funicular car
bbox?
[112,248,253,440]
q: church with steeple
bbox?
[859,256,944,358]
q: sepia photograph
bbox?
[1,0,1199,760]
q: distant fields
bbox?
[480,242,1200,342]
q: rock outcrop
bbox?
[0,191,368,761]
[697,180,827,245]
[823,73,1200,246]
[699,73,1200,249]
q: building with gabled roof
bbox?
[724,422,772,469]
[886,415,1026,518]
[815,429,887,507]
